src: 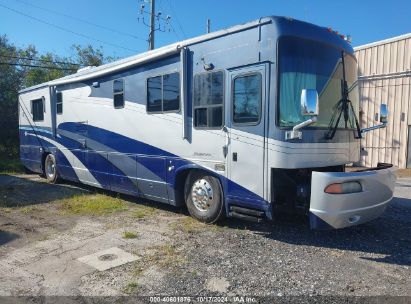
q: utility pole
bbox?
[149,0,155,50]
[139,0,172,50]
[206,19,211,33]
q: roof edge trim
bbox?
[19,18,272,94]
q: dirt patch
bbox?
[397,169,411,178]
[206,277,230,293]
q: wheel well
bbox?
[174,169,194,206]
[41,152,50,174]
[174,168,223,207]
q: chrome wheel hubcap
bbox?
[191,179,214,212]
[45,156,55,179]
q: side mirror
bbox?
[380,104,388,123]
[301,89,319,116]
[361,103,389,134]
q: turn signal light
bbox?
[324,181,362,194]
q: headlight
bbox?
[324,181,362,194]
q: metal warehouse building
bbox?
[354,33,411,168]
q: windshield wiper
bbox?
[325,51,362,140]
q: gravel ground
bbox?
[0,173,410,302]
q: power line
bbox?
[0,54,82,66]
[0,2,138,53]
[0,62,77,71]
[167,0,187,38]
[14,0,147,42]
[169,23,181,40]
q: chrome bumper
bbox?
[309,164,396,229]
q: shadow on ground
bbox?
[220,196,411,267]
[0,174,90,208]
[0,173,180,214]
[0,230,19,245]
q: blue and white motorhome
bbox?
[18,16,396,229]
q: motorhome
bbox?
[18,16,396,229]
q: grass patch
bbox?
[130,244,186,282]
[39,234,51,241]
[145,244,185,268]
[1,207,12,213]
[122,281,139,294]
[170,216,225,234]
[59,194,128,215]
[170,216,208,234]
[0,155,24,174]
[133,264,144,277]
[123,231,138,239]
[20,206,36,214]
[132,205,157,219]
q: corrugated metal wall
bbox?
[354,34,411,168]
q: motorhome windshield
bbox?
[278,36,359,128]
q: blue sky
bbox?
[1,0,410,60]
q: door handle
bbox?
[222,126,229,158]
[233,152,238,162]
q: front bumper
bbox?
[309,164,396,229]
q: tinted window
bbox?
[113,79,123,93]
[147,76,162,112]
[209,106,223,127]
[211,72,223,105]
[233,74,261,124]
[163,72,180,111]
[194,71,224,106]
[113,79,124,108]
[194,108,207,127]
[193,71,224,128]
[147,73,180,113]
[32,98,44,121]
[114,94,124,108]
[56,92,63,114]
[194,73,210,106]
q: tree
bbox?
[22,44,115,88]
[71,44,116,67]
[0,35,24,155]
[22,53,75,88]
[0,36,114,156]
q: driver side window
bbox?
[232,73,262,124]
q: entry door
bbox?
[226,64,267,204]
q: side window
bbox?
[163,73,180,111]
[56,92,63,114]
[147,76,162,112]
[32,98,44,121]
[233,73,262,124]
[147,72,180,113]
[193,71,224,128]
[113,79,124,108]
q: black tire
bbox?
[44,154,59,184]
[185,171,224,223]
